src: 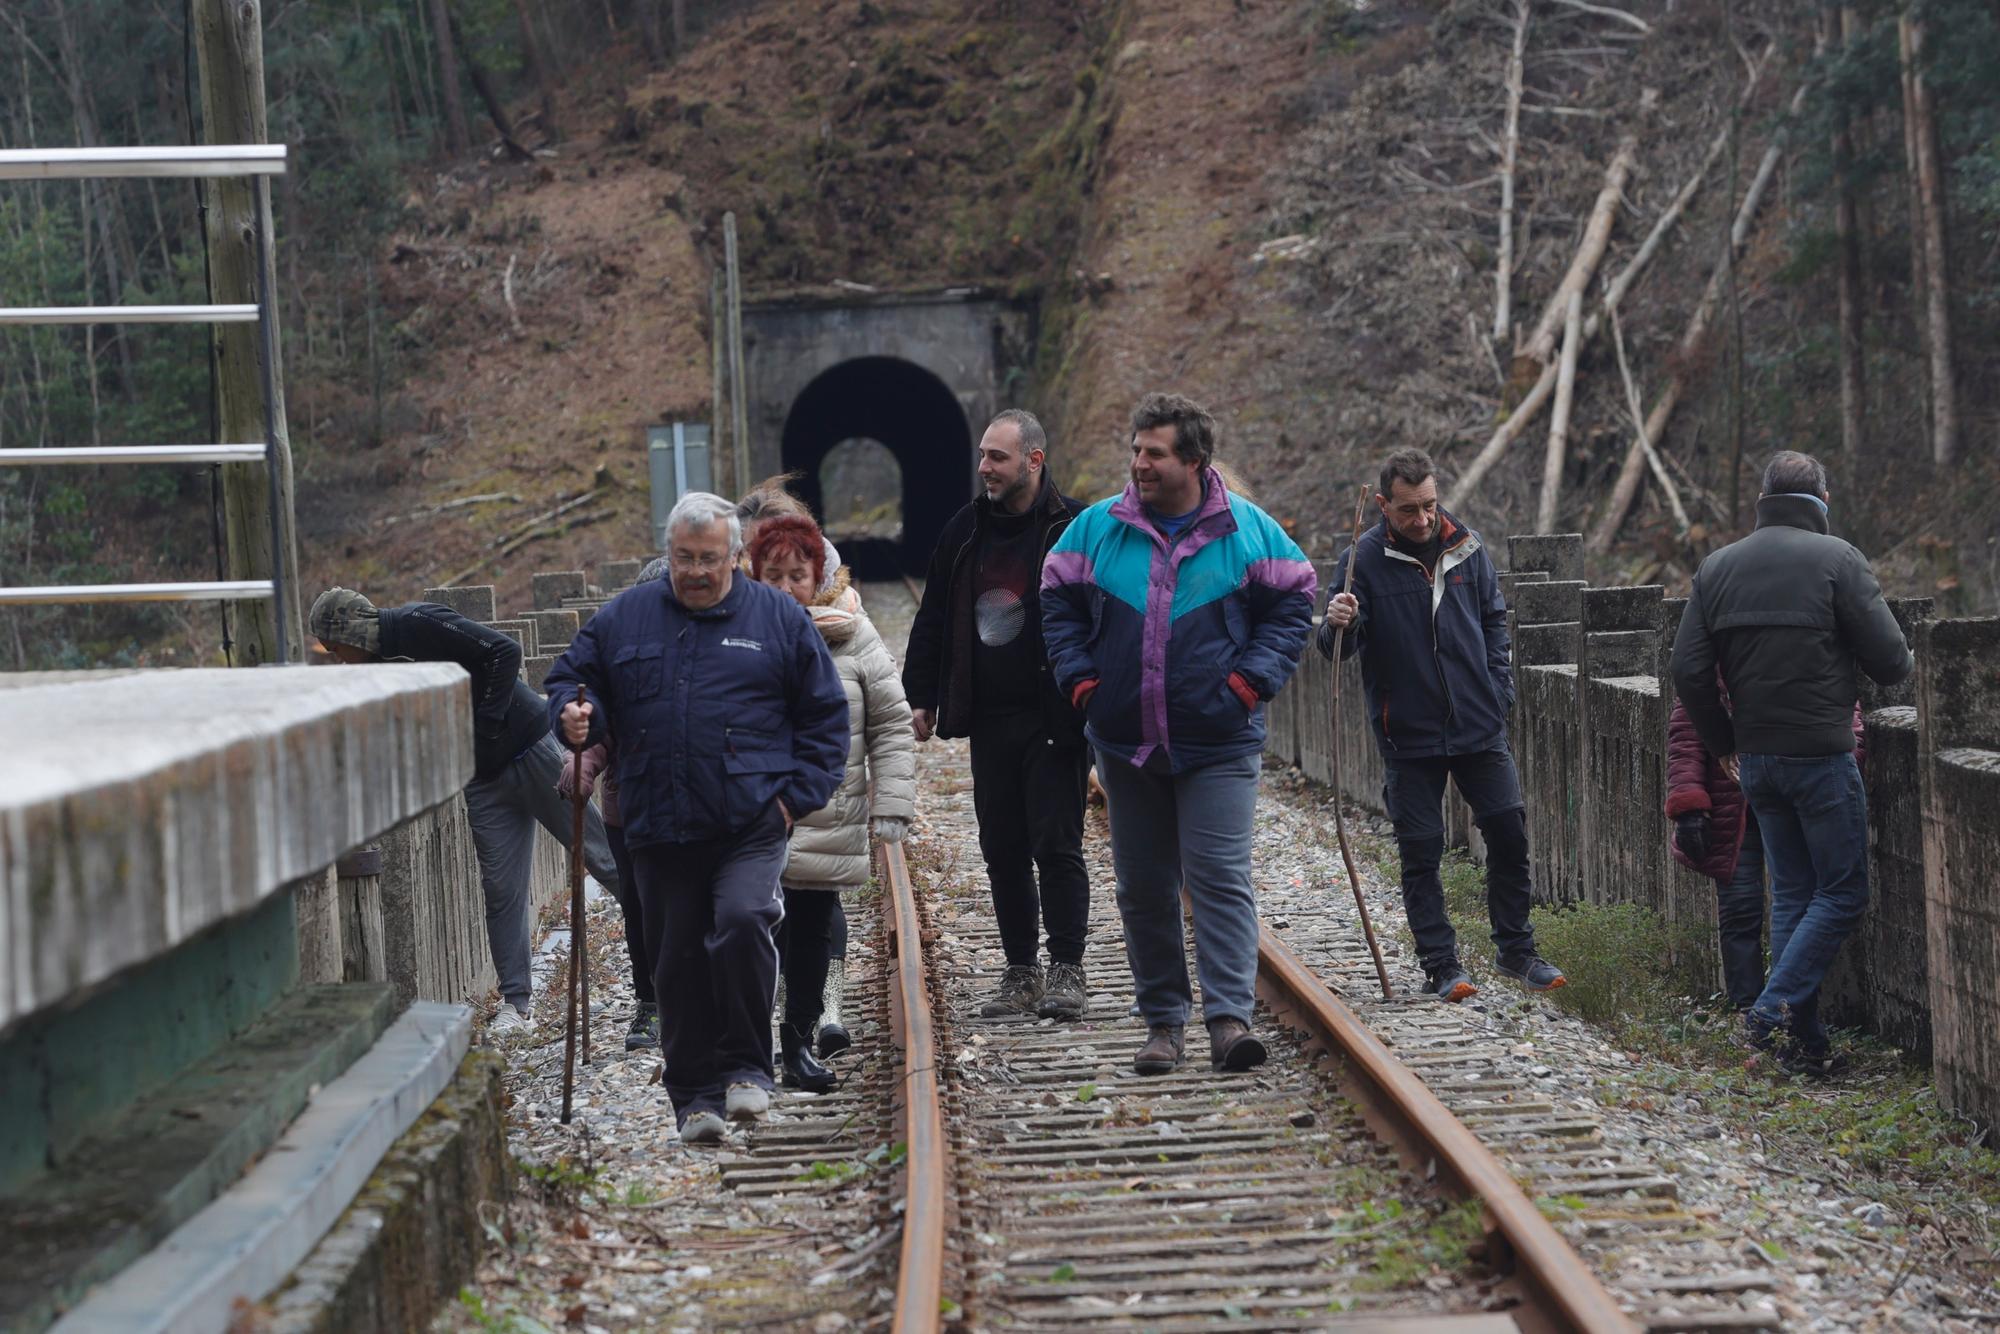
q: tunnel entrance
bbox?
[817,437,905,557]
[781,356,971,578]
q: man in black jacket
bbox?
[310,587,624,1040]
[904,409,1093,1021]
[1670,451,1913,1077]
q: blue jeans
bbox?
[1095,749,1262,1028]
[1714,814,1766,1012]
[1739,752,1869,1053]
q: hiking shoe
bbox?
[490,1005,535,1041]
[680,1111,728,1145]
[1038,963,1089,1020]
[725,1081,770,1122]
[1494,954,1566,992]
[979,963,1045,1017]
[1424,961,1478,1004]
[1780,1044,1850,1081]
[624,1002,660,1051]
[1133,1024,1186,1075]
[1128,998,1143,1018]
[1207,1017,1268,1073]
[1736,1013,1783,1063]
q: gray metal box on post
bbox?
[649,423,714,550]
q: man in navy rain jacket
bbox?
[546,492,848,1144]
[1318,448,1565,1003]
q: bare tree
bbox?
[1900,11,1959,466]
[1832,5,1866,463]
[513,0,559,139]
[426,0,471,156]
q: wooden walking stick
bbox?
[561,685,590,1125]
[1329,486,1395,1001]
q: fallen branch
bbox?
[1494,0,1529,342]
[379,491,524,526]
[502,252,525,336]
[1518,130,1639,369]
[439,506,608,587]
[1610,303,1690,535]
[1536,292,1583,532]
[1546,0,1651,33]
[1589,78,1811,551]
[1447,59,1770,513]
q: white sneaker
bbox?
[489,1006,534,1041]
[725,1081,770,1121]
[680,1111,728,1145]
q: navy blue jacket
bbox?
[544,576,849,848]
[1316,511,1513,759]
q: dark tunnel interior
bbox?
[781,356,972,578]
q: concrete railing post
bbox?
[1918,617,2000,1128]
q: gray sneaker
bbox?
[680,1110,728,1145]
[979,963,1045,1017]
[1038,963,1089,1020]
[725,1081,770,1122]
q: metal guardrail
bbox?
[0,145,293,659]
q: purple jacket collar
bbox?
[1108,467,1238,553]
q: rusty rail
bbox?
[880,840,948,1334]
[1256,928,1639,1333]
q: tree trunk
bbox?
[445,1,535,161]
[671,0,686,54]
[513,0,559,139]
[193,0,303,666]
[1493,0,1527,344]
[1833,6,1866,464]
[426,0,471,157]
[1518,134,1637,372]
[1589,78,1807,552]
[1537,292,1582,533]
[1901,14,1958,466]
[640,0,667,66]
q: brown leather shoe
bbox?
[1207,1017,1268,1072]
[1133,1024,1186,1075]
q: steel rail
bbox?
[0,444,266,466]
[0,580,274,606]
[0,145,287,180]
[0,305,260,325]
[1256,928,1639,1333]
[879,840,948,1334]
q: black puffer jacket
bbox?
[1669,495,1913,758]
[903,471,1086,742]
[378,602,548,780]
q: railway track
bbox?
[690,582,1777,1331]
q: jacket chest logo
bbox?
[721,637,764,652]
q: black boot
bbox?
[781,1022,839,1093]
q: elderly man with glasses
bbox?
[545,492,850,1144]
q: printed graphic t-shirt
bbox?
[971,505,1042,715]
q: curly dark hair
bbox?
[746,512,826,588]
[1128,392,1217,469]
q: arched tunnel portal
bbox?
[781,357,969,577]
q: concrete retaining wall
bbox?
[1266,539,2000,1128]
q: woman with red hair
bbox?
[748,514,916,1092]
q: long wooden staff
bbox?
[561,685,590,1124]
[1330,487,1394,1000]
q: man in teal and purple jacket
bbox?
[1041,392,1315,1078]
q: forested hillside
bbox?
[1,0,1996,669]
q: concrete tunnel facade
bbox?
[741,289,1034,574]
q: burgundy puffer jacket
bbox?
[1665,681,1865,880]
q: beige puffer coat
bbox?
[784,575,917,890]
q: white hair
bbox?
[665,491,743,554]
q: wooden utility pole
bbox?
[194,0,302,665]
[724,212,749,490]
[710,269,730,495]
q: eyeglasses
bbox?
[668,551,731,572]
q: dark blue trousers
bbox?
[631,801,788,1126]
[1382,745,1538,971]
